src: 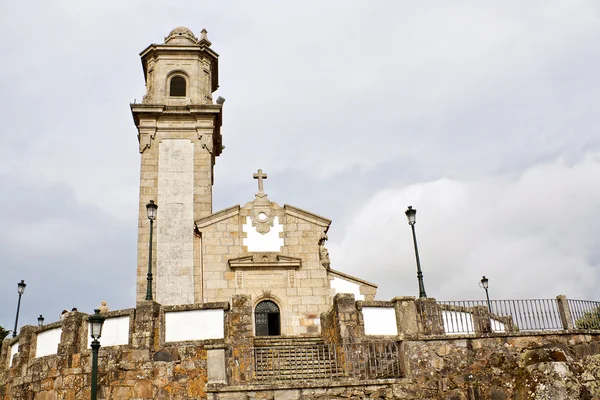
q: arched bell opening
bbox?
[255,300,280,336]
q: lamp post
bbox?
[480,276,491,313]
[405,206,427,298]
[37,315,45,327]
[12,280,26,337]
[145,200,158,301]
[89,309,105,400]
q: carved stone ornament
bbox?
[142,61,155,103]
[235,271,243,288]
[319,233,331,269]
[288,270,295,288]
[262,289,271,299]
[252,208,273,234]
[139,131,155,154]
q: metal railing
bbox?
[418,299,563,334]
[568,299,600,330]
[229,342,402,384]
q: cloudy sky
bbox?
[1,1,599,332]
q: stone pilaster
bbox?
[471,306,492,334]
[12,325,35,375]
[393,296,419,337]
[225,295,252,347]
[321,294,364,344]
[225,295,252,384]
[414,298,444,335]
[557,295,575,330]
[132,300,161,352]
[58,312,86,366]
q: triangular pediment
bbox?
[284,204,331,229]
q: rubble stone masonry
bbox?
[2,295,600,399]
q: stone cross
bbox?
[253,169,268,193]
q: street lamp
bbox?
[89,309,105,400]
[145,200,158,301]
[480,276,491,313]
[405,206,427,298]
[12,280,26,337]
[37,315,45,327]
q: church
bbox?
[2,26,600,400]
[131,26,377,337]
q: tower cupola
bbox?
[139,26,219,105]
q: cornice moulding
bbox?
[195,205,240,229]
[284,204,331,228]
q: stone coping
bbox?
[207,378,407,393]
[99,308,136,319]
[37,321,62,333]
[5,336,19,347]
[163,338,225,347]
[406,329,600,341]
[357,300,394,309]
[329,268,378,288]
[161,302,229,312]
[391,296,416,302]
[361,335,404,341]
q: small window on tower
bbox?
[170,76,186,97]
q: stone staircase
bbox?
[252,336,343,381]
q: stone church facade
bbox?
[131,26,376,336]
[2,26,600,400]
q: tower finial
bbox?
[199,29,212,46]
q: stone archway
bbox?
[255,300,280,336]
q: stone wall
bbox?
[2,295,600,399]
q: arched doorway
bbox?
[255,300,280,336]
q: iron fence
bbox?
[229,342,402,384]
[419,299,563,334]
[568,299,600,330]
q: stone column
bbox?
[393,296,418,337]
[414,298,444,335]
[132,300,161,351]
[556,295,574,330]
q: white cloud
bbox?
[329,152,600,301]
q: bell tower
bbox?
[131,27,224,305]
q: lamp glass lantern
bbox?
[146,200,158,220]
[405,206,416,225]
[88,309,105,340]
[480,276,489,289]
[17,280,26,295]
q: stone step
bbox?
[255,350,332,357]
[255,370,344,378]
[255,360,338,367]
[254,336,324,347]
